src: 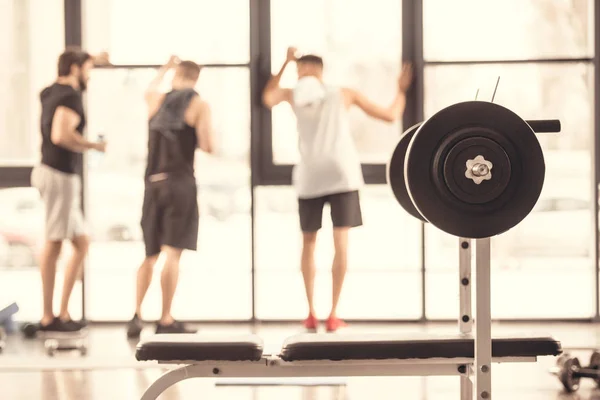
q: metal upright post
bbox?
[459,237,473,399]
[459,238,473,334]
[475,238,492,399]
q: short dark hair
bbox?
[297,54,324,68]
[176,61,202,81]
[57,48,92,77]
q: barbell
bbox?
[387,101,561,239]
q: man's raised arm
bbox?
[194,98,215,155]
[144,55,179,116]
[343,62,413,123]
[262,47,296,109]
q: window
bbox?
[254,185,421,320]
[0,187,83,322]
[84,68,252,320]
[270,0,403,165]
[423,0,593,61]
[0,0,65,166]
[424,63,592,150]
[83,0,250,65]
[424,63,594,319]
[0,0,70,322]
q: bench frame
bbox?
[139,236,530,400]
[141,355,535,400]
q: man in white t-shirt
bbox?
[263,47,413,332]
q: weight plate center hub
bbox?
[439,132,512,205]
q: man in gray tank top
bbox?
[263,47,413,332]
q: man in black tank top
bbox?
[127,56,215,337]
[32,48,110,333]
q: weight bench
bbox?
[136,104,564,399]
[136,333,560,400]
[136,238,562,400]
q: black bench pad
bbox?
[136,334,264,362]
[280,333,562,361]
[135,333,562,363]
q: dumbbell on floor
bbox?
[552,352,600,392]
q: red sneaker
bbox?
[326,316,347,333]
[303,314,318,332]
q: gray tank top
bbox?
[291,86,364,198]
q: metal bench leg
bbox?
[140,365,196,400]
[461,374,473,400]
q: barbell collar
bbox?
[526,119,561,133]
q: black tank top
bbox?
[40,83,86,174]
[145,89,198,179]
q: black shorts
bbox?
[298,190,363,232]
[141,176,199,257]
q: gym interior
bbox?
[1,0,599,399]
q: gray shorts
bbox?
[31,164,87,241]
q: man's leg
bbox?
[330,227,349,319]
[135,255,160,317]
[40,240,63,326]
[159,245,182,326]
[154,177,197,334]
[58,235,88,323]
[126,255,159,339]
[327,191,363,332]
[301,231,318,320]
[33,165,74,331]
[56,173,89,329]
[298,196,325,330]
[128,183,162,338]
[154,245,195,334]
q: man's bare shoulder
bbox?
[192,96,210,112]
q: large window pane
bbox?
[85,67,251,321]
[270,0,402,165]
[424,0,593,61]
[424,63,594,319]
[0,0,64,165]
[0,187,83,322]
[255,185,421,320]
[84,0,249,65]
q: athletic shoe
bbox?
[126,314,143,339]
[303,314,318,332]
[61,319,86,332]
[155,320,197,334]
[38,317,81,333]
[325,316,347,333]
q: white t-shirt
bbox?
[291,84,364,199]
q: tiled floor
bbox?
[1,322,600,399]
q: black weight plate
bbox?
[590,351,600,387]
[405,101,545,238]
[387,123,426,222]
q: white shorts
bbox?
[31,164,87,241]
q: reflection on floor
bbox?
[1,322,600,400]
